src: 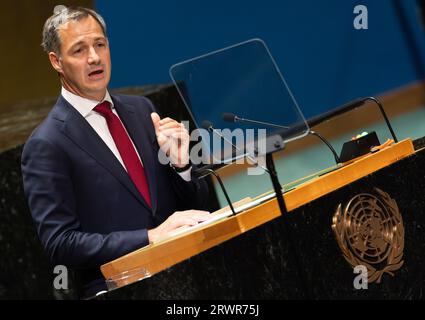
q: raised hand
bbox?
[151,112,190,168]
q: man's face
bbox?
[49,15,111,101]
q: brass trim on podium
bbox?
[101,139,415,290]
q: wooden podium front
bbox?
[101,139,415,293]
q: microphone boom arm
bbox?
[235,116,290,129]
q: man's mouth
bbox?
[88,69,104,78]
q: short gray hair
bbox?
[41,5,107,55]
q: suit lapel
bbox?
[54,96,150,210]
[112,96,159,215]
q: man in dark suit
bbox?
[21,6,210,298]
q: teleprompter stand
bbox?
[256,134,287,215]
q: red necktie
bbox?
[94,101,152,208]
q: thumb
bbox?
[151,112,161,132]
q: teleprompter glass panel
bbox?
[170,39,309,164]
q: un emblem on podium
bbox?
[332,188,404,283]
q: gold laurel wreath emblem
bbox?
[332,188,404,283]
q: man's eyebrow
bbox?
[69,37,107,49]
[70,40,85,49]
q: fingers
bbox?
[175,209,210,215]
[149,210,212,243]
[158,126,187,137]
[158,121,187,137]
[158,121,185,131]
[158,117,177,126]
[173,210,211,221]
[151,112,161,133]
[151,114,186,131]
[167,215,210,230]
[151,112,189,139]
[176,217,202,227]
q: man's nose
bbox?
[88,47,101,64]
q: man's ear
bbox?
[48,52,63,74]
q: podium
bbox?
[100,139,416,298]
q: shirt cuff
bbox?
[176,166,192,182]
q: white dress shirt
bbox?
[61,87,191,181]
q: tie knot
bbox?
[94,101,112,116]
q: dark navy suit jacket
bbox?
[21,94,207,297]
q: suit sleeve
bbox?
[168,165,209,211]
[21,138,149,270]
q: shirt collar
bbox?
[61,87,114,118]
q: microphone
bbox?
[201,121,269,172]
[222,113,341,164]
[201,120,214,131]
[222,113,290,129]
